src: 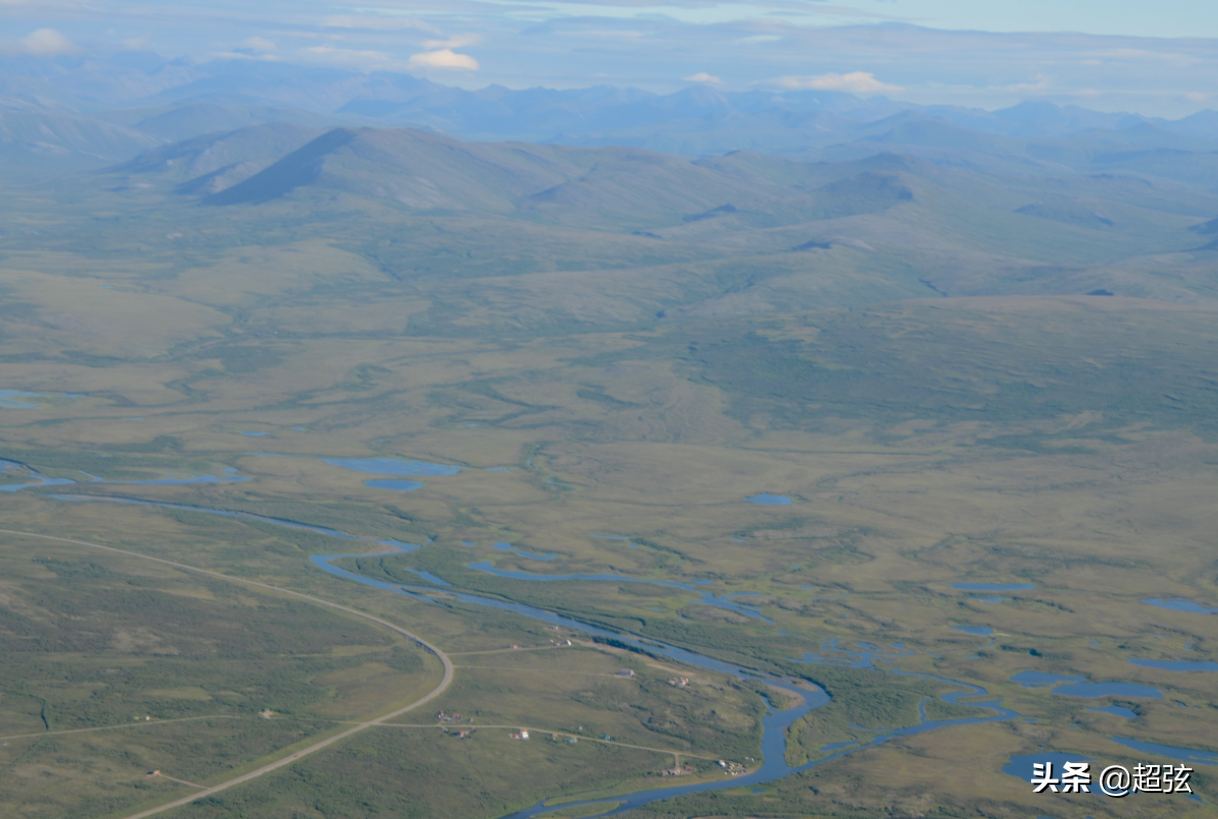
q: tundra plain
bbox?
[0,124,1215,818]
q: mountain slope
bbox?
[103,122,323,197]
[0,96,163,179]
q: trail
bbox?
[0,714,242,743]
[366,723,721,763]
[0,528,454,819]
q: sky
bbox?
[3,0,1217,116]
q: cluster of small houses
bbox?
[661,760,747,777]
[441,638,729,773]
[510,639,573,649]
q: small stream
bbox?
[41,492,1019,819]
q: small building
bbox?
[510,730,529,740]
[616,669,634,677]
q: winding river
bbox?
[44,492,1020,819]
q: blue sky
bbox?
[3,0,1216,115]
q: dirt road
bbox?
[0,528,454,819]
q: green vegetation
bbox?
[0,124,1215,818]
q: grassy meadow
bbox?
[0,133,1215,818]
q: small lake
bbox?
[793,640,914,670]
[967,597,1008,604]
[365,479,424,492]
[0,390,46,409]
[592,534,639,549]
[321,457,462,476]
[951,583,1035,591]
[1010,671,1083,688]
[747,494,792,505]
[1129,658,1218,672]
[1087,705,1136,719]
[1054,682,1161,699]
[1003,752,1096,793]
[951,626,994,636]
[1142,598,1217,614]
[494,542,559,561]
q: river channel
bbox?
[45,492,1020,819]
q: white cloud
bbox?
[423,35,482,49]
[684,71,723,85]
[323,15,437,33]
[20,28,79,57]
[241,37,277,52]
[770,71,903,94]
[304,45,396,68]
[408,48,479,71]
[211,51,283,62]
[1006,73,1052,93]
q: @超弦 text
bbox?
[1030,761,1194,797]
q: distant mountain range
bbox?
[69,121,1215,319]
[2,53,1218,185]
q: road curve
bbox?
[0,528,455,819]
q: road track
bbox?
[0,528,455,819]
[371,722,719,764]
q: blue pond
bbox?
[1088,705,1137,719]
[1109,736,1218,766]
[951,626,994,636]
[493,542,558,561]
[1129,658,1218,672]
[793,639,914,669]
[1003,752,1096,791]
[1011,671,1084,688]
[592,534,639,549]
[241,431,270,437]
[951,583,1035,591]
[0,390,46,409]
[1055,682,1161,699]
[365,479,424,492]
[1142,598,1218,614]
[321,457,461,476]
[747,494,792,505]
[968,597,1008,604]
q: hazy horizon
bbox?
[3,1,1217,118]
